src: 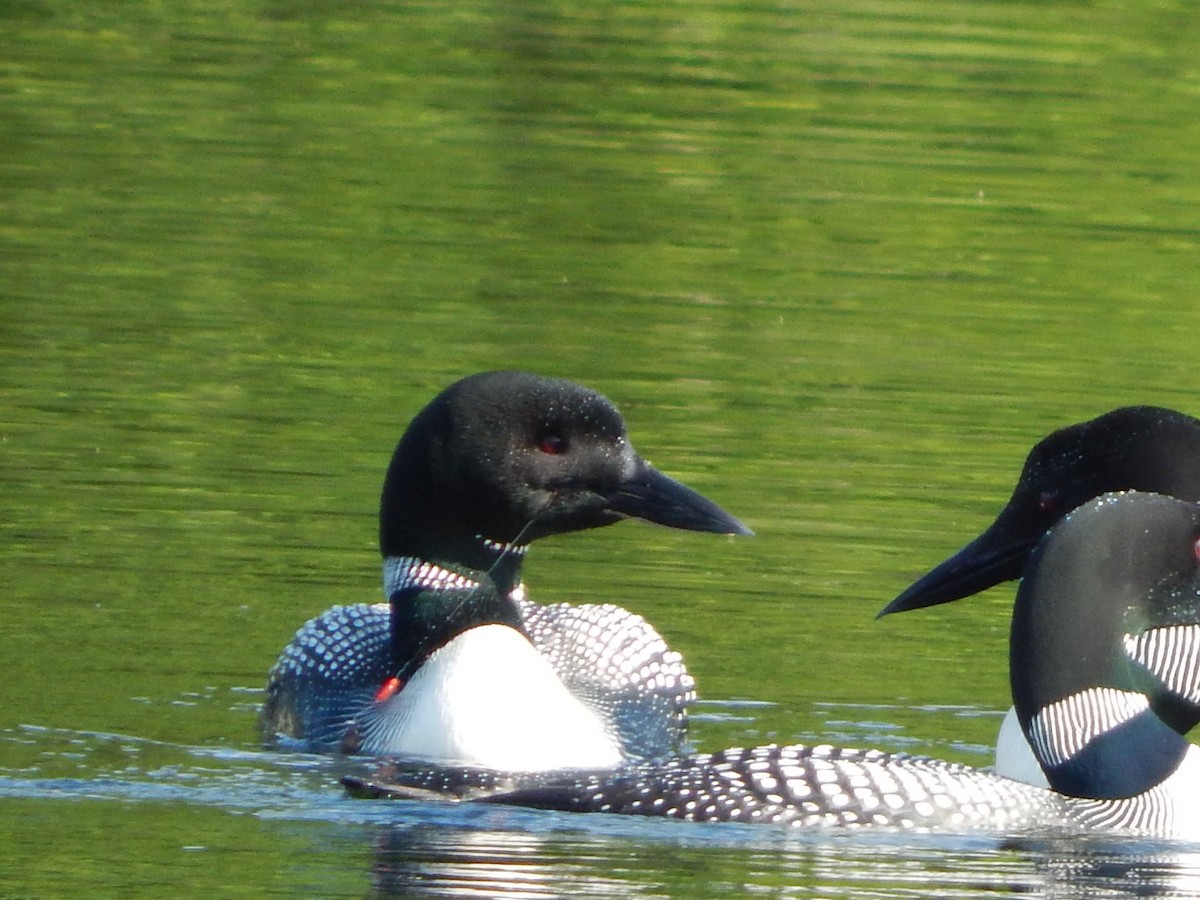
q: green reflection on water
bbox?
[4,0,1200,895]
[0,795,368,897]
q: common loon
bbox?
[346,492,1200,838]
[260,371,749,770]
[880,405,1200,617]
[876,406,1200,782]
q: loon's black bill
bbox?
[878,520,1031,617]
[607,463,752,536]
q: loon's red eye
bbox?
[538,434,568,454]
[1193,536,1200,566]
[1037,491,1059,513]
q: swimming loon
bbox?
[346,492,1200,838]
[880,405,1200,617]
[260,371,749,770]
[876,406,1200,781]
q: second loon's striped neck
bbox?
[1011,493,1200,803]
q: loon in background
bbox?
[880,406,1200,617]
[347,492,1200,838]
[261,371,749,771]
[877,406,1200,783]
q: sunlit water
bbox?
[9,710,1200,898]
[6,0,1200,895]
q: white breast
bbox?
[357,624,625,771]
[994,706,1049,788]
[1150,744,1200,838]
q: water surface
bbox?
[5,0,1200,895]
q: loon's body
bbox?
[349,492,1200,839]
[876,406,1200,780]
[267,590,702,767]
[261,371,749,770]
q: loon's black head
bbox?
[880,406,1200,617]
[379,371,750,580]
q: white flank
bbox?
[993,707,1049,788]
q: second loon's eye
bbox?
[538,434,569,455]
[1037,490,1060,514]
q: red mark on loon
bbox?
[538,434,567,454]
[375,676,404,703]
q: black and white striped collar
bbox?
[382,555,526,603]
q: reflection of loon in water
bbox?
[349,492,1200,839]
[360,817,1200,899]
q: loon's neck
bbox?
[382,556,482,598]
[381,555,528,681]
[361,557,625,771]
[1011,493,1197,799]
[382,539,527,600]
[377,409,535,593]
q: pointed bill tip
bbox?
[878,532,1033,618]
[876,585,951,619]
[607,462,752,537]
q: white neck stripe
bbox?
[381,555,526,603]
[382,556,480,598]
[1124,626,1200,705]
[1027,687,1148,769]
[478,535,529,557]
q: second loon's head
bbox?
[881,406,1200,617]
[380,371,750,590]
[1011,491,1200,805]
